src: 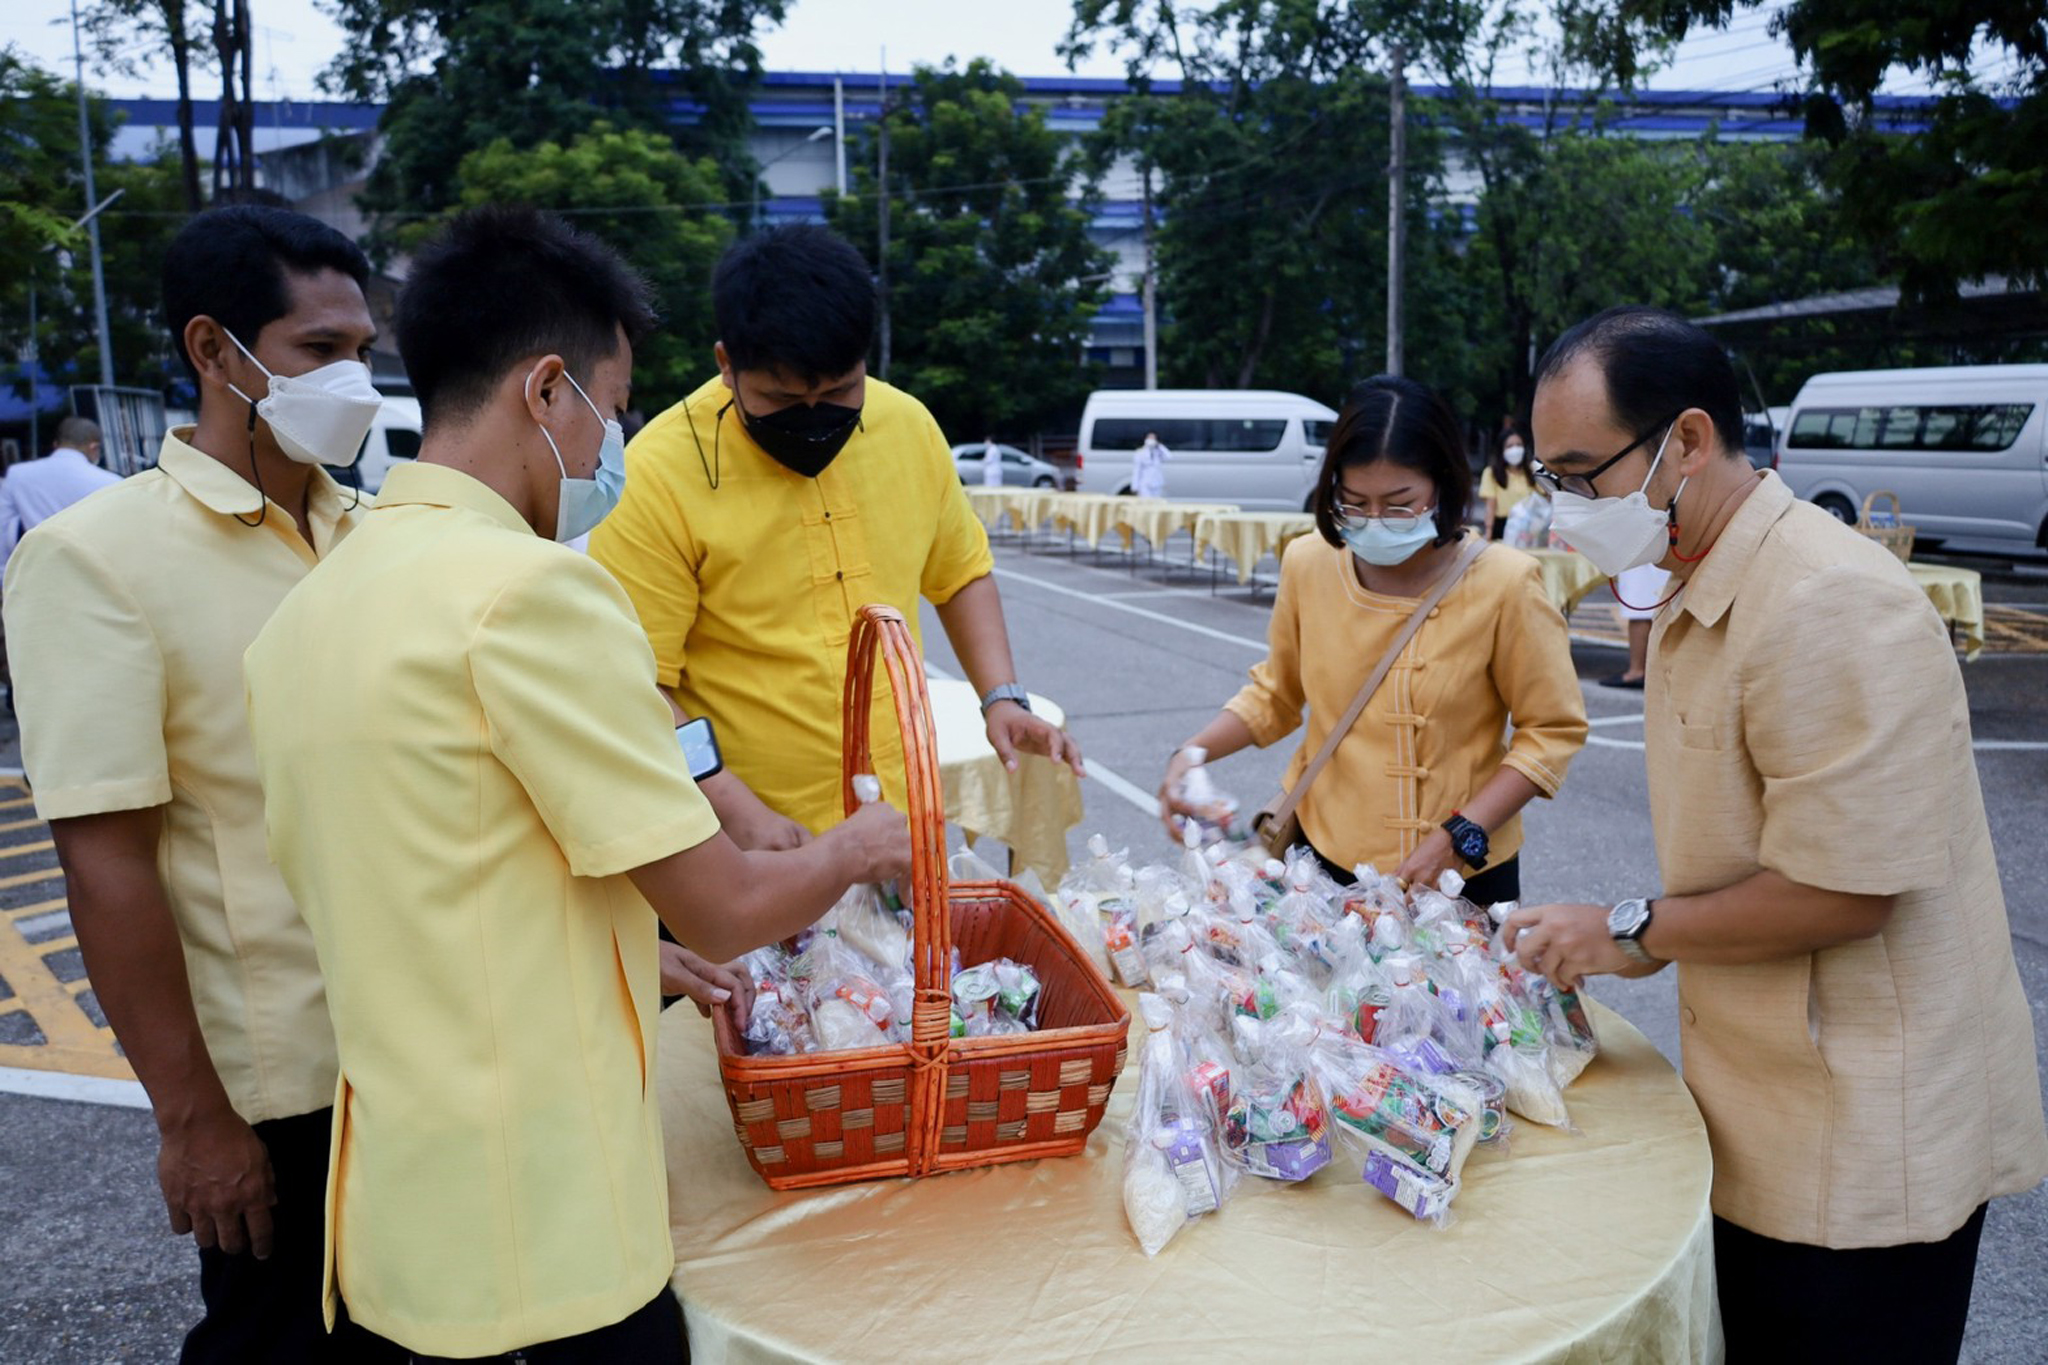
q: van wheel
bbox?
[1814,493,1857,524]
[1034,476,1056,488]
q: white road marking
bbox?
[994,567,1268,651]
[0,1065,150,1110]
[1083,758,1164,816]
[1585,713,1647,728]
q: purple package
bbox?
[1361,1147,1456,1221]
[1158,1118,1220,1214]
[1243,1133,1332,1182]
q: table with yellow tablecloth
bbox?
[1908,562,1986,661]
[962,485,1015,532]
[1194,512,1319,585]
[1041,492,1131,550]
[1523,547,1611,617]
[1117,500,1243,557]
[928,678,1083,886]
[662,997,1719,1362]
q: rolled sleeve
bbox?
[469,556,720,879]
[1223,545,1307,746]
[1745,565,1954,896]
[3,525,172,820]
[919,421,995,605]
[1491,558,1588,797]
[588,435,701,690]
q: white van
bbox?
[344,394,423,494]
[1778,365,2048,552]
[1075,389,1338,510]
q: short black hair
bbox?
[1312,375,1472,549]
[1535,306,1745,455]
[53,415,100,449]
[396,206,655,426]
[714,224,875,384]
[161,205,371,380]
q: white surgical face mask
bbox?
[1503,443,1526,467]
[530,367,626,543]
[1339,509,1439,567]
[223,329,382,468]
[1549,424,1689,576]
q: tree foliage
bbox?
[320,0,785,243]
[827,60,1113,440]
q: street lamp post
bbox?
[752,125,834,223]
[69,0,117,389]
[23,189,125,461]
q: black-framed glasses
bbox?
[1531,409,1685,499]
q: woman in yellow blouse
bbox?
[1478,429,1534,538]
[1158,376,1587,902]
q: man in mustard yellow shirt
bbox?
[1508,306,2047,1360]
[590,224,1081,842]
[245,207,911,1359]
[5,205,401,1362]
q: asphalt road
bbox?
[1,529,2043,1361]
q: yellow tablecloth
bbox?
[1908,562,1986,661]
[1194,512,1319,585]
[1525,547,1611,617]
[663,998,1719,1363]
[962,485,1014,531]
[927,678,1083,886]
[1043,493,1131,550]
[1116,500,1242,555]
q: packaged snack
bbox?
[1123,995,1227,1255]
[796,935,905,1053]
[1059,835,1146,986]
[1172,746,1245,846]
[1361,1147,1459,1226]
[1222,1015,1333,1182]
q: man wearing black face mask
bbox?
[591,224,1083,843]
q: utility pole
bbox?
[1141,159,1158,390]
[1385,41,1407,378]
[70,0,116,390]
[25,190,124,461]
[833,77,847,196]
[876,57,892,381]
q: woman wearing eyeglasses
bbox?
[1157,375,1588,902]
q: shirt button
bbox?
[824,511,832,520]
[1681,1007,1697,1026]
[835,570,844,580]
[1427,607,1440,618]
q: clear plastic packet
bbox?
[950,957,1041,1038]
[1221,1014,1334,1182]
[1059,835,1146,986]
[1378,957,1475,1077]
[1172,746,1246,847]
[1124,994,1228,1255]
[794,933,906,1053]
[737,945,814,1056]
[963,843,1109,980]
[1339,865,1411,960]
[817,883,910,982]
[1307,1029,1485,1186]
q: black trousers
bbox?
[397,1287,687,1363]
[1714,1205,1987,1363]
[180,1107,403,1364]
[1307,841,1522,906]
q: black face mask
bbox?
[735,391,863,478]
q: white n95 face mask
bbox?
[1549,424,1689,577]
[224,329,384,468]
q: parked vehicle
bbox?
[1741,406,1788,471]
[1778,366,2048,552]
[1074,389,1338,510]
[952,442,1060,488]
[338,393,423,493]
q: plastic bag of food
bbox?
[794,934,905,1053]
[1058,834,1146,986]
[737,945,815,1056]
[1221,1014,1333,1182]
[950,957,1042,1038]
[1123,994,1228,1255]
[1308,1030,1484,1187]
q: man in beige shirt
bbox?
[1506,306,2047,1361]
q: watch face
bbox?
[1609,900,1649,939]
[1454,828,1486,859]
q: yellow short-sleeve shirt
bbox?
[3,427,366,1124]
[1478,465,1533,517]
[245,463,720,1356]
[588,375,994,833]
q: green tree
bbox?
[827,60,1113,440]
[423,123,735,409]
[321,0,785,243]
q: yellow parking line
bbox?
[0,867,65,891]
[0,797,36,812]
[0,904,108,1055]
[0,816,47,834]
[0,839,54,860]
[4,897,66,918]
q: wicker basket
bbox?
[1856,490,1917,563]
[711,603,1130,1191]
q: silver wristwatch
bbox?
[978,682,1032,715]
[1608,898,1656,965]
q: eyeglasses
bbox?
[1334,502,1431,531]
[1530,409,1685,499]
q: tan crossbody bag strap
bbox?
[1258,537,1486,844]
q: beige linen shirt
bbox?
[3,428,365,1124]
[1647,470,2048,1248]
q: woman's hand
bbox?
[1157,747,1228,843]
[1394,826,1461,892]
[658,942,755,1029]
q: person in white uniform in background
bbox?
[0,416,119,577]
[981,434,1004,487]
[1132,430,1169,499]
[1602,561,1670,689]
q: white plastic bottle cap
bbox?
[1182,745,1209,765]
[852,774,883,805]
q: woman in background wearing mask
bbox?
[1478,427,1534,539]
[1157,375,1587,902]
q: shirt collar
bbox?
[371,461,535,537]
[155,424,354,526]
[49,447,92,465]
[1675,469,1795,628]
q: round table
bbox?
[662,999,1720,1362]
[927,678,1083,887]
[1193,512,1319,585]
[1907,562,1986,660]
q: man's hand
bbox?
[658,942,755,1030]
[157,1109,277,1258]
[985,699,1085,776]
[1394,827,1460,892]
[830,800,915,883]
[1500,902,1642,991]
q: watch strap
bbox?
[979,682,1032,715]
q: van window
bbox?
[1305,419,1333,448]
[386,428,422,460]
[1205,418,1287,452]
[1092,418,1203,450]
[1787,403,2034,453]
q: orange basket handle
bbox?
[841,604,953,1172]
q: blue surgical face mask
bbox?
[530,367,626,542]
[1340,510,1439,566]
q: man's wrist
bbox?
[978,682,1031,715]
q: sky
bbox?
[0,0,1962,106]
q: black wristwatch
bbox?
[1441,811,1490,870]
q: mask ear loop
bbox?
[233,395,269,529]
[690,397,726,490]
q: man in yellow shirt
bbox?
[1508,306,2047,1360]
[4,206,399,1361]
[590,224,1081,842]
[245,207,911,1359]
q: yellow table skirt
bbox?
[663,997,1720,1363]
[1524,548,1611,617]
[929,678,1082,886]
[1908,562,1986,661]
[1194,512,1319,584]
